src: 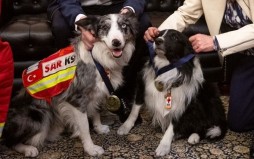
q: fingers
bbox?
[80,28,96,51]
[144,27,159,42]
[189,35,200,52]
[189,34,214,53]
[120,8,131,14]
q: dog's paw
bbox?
[85,144,104,156]
[14,144,39,157]
[24,146,39,157]
[188,133,200,145]
[117,124,132,135]
[46,135,62,142]
[94,124,110,134]
[155,143,171,156]
[206,126,221,139]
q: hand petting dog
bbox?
[144,27,215,53]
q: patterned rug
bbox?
[0,96,253,159]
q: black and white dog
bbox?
[1,13,138,157]
[117,29,227,156]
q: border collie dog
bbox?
[117,29,227,156]
[1,13,138,157]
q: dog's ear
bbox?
[124,12,139,37]
[75,16,100,36]
[173,31,195,57]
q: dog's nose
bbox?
[155,37,164,45]
[112,39,121,47]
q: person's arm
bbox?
[158,0,203,31]
[144,0,203,42]
[58,0,85,29]
[123,0,146,17]
[215,24,254,56]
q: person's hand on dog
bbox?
[79,27,97,51]
[76,16,97,51]
[120,8,132,14]
[144,27,160,42]
[189,34,214,53]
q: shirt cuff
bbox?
[122,6,135,13]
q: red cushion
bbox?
[0,40,14,125]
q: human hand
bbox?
[120,8,132,14]
[79,27,96,51]
[144,27,160,42]
[189,34,215,53]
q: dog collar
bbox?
[22,46,77,103]
[156,54,195,77]
[146,41,195,77]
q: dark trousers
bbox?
[227,54,254,132]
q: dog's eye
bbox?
[98,22,110,31]
[121,24,127,29]
[172,36,178,40]
[101,25,108,30]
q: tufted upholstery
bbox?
[145,0,183,11]
[0,0,57,95]
[0,0,227,96]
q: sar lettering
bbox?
[44,60,62,73]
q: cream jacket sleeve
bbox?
[215,0,254,56]
[158,0,203,32]
[216,23,254,56]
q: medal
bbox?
[165,92,172,109]
[154,81,164,92]
[106,95,121,112]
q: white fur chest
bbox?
[143,66,188,130]
[143,58,204,130]
[143,67,171,118]
[79,43,124,106]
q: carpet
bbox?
[0,96,253,159]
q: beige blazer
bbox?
[158,0,254,57]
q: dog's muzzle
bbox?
[111,39,123,58]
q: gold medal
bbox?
[154,81,164,92]
[106,95,121,112]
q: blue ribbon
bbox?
[90,52,114,94]
[90,52,128,112]
[146,41,195,78]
